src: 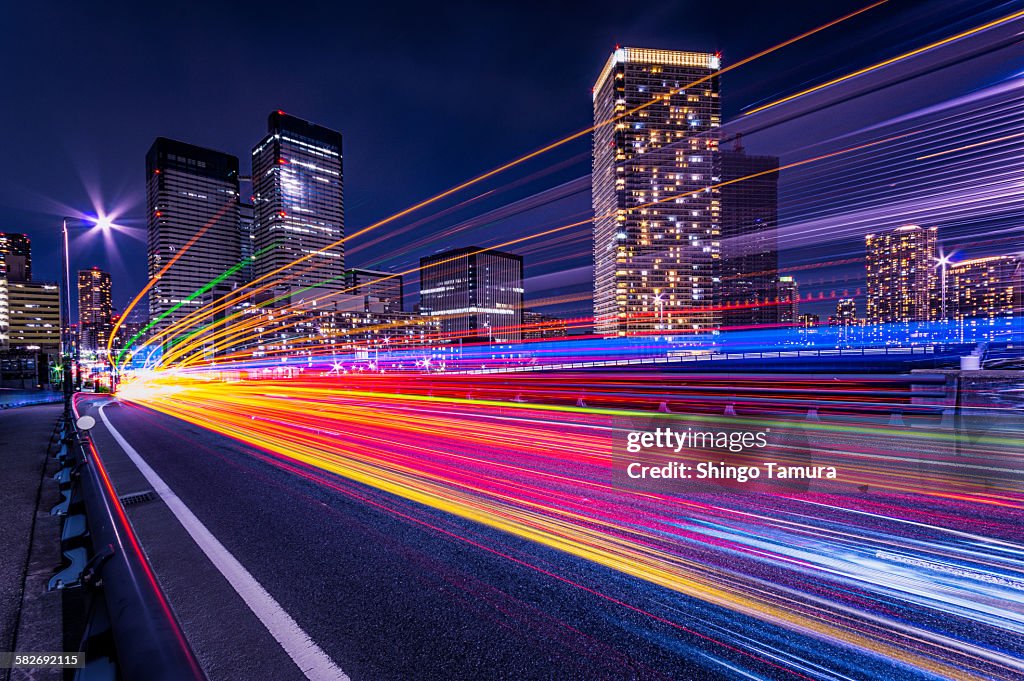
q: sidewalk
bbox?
[0,403,64,681]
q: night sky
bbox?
[1,0,1016,319]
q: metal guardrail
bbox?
[0,388,63,409]
[453,345,939,375]
[47,405,206,681]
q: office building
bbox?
[948,254,1023,341]
[776,276,799,324]
[720,142,780,328]
[78,267,113,355]
[592,47,722,336]
[346,268,404,312]
[252,111,344,290]
[6,281,61,351]
[0,233,31,282]
[420,247,523,343]
[865,225,938,328]
[146,138,242,338]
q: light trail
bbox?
[151,132,909,370]
[916,130,1024,161]
[123,1,887,358]
[743,7,1024,116]
[115,371,1024,680]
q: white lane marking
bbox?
[98,404,349,681]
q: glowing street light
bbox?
[934,250,955,324]
[92,213,115,231]
[60,214,119,412]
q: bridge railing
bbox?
[48,405,205,681]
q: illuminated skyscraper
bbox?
[865,225,938,328]
[948,254,1023,341]
[0,232,31,282]
[419,247,523,343]
[252,111,344,291]
[776,276,799,324]
[146,138,241,337]
[77,267,113,355]
[720,142,779,328]
[592,47,722,336]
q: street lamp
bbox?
[935,251,954,341]
[60,215,113,417]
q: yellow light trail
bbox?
[115,374,1024,680]
[161,132,911,369]
[125,1,888,362]
[916,130,1024,160]
[744,7,1024,116]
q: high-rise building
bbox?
[252,111,344,291]
[865,225,937,327]
[77,267,113,355]
[420,247,523,343]
[592,47,722,336]
[835,298,857,325]
[798,313,819,328]
[948,254,1023,341]
[146,138,242,338]
[776,276,799,324]
[6,281,61,351]
[345,268,404,312]
[239,201,255,284]
[0,233,31,282]
[720,141,779,328]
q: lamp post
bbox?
[935,251,953,342]
[60,215,114,415]
[60,218,74,420]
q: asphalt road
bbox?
[75,394,1023,681]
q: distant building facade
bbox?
[522,310,569,340]
[0,233,31,282]
[592,47,722,336]
[77,267,113,355]
[420,247,523,343]
[345,268,403,313]
[776,276,799,324]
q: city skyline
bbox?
[6,1,1019,325]
[2,5,1023,681]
